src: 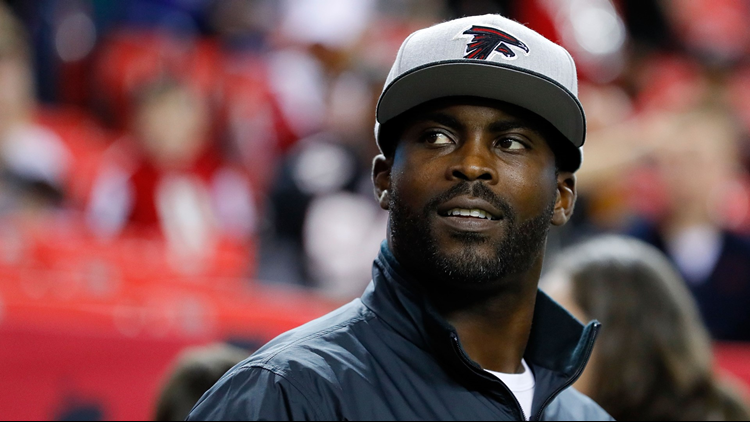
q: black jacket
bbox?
[188,244,613,421]
[629,221,750,341]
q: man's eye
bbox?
[497,138,527,151]
[423,132,454,145]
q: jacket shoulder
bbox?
[543,388,614,421]
[188,365,324,421]
[250,299,377,376]
[188,300,378,421]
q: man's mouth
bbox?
[434,195,506,233]
[443,208,500,221]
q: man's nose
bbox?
[446,140,498,183]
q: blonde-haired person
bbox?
[543,235,750,421]
[0,2,33,136]
[0,3,72,211]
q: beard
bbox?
[389,181,555,288]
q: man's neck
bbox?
[425,263,543,375]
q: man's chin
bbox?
[429,248,507,285]
[433,233,497,259]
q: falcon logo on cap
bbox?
[461,25,529,60]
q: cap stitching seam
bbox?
[393,31,420,76]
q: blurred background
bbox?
[0,0,749,420]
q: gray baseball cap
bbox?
[375,14,585,171]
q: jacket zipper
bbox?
[451,334,528,421]
[531,323,601,421]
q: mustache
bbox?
[425,181,515,222]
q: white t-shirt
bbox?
[666,225,723,285]
[486,359,536,421]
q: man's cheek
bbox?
[512,180,555,216]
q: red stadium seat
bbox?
[0,213,334,420]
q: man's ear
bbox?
[552,172,576,226]
[372,154,392,211]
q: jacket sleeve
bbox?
[187,366,326,421]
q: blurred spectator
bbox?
[209,0,277,49]
[258,71,387,298]
[279,0,376,51]
[555,82,637,243]
[627,105,750,341]
[0,3,72,213]
[155,343,248,422]
[543,235,750,421]
[87,77,257,256]
[255,2,403,297]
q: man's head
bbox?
[373,98,576,288]
[371,15,583,289]
[644,105,741,226]
[133,78,210,169]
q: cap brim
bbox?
[376,60,585,169]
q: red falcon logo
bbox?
[462,26,529,60]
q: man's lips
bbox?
[437,196,504,221]
[435,196,505,233]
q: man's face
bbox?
[135,87,210,169]
[375,99,574,288]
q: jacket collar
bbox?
[361,242,600,419]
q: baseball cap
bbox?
[375,14,586,171]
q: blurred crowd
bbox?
[2,0,750,340]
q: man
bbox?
[189,14,612,421]
[628,106,750,341]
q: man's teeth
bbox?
[447,208,495,220]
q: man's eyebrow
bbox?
[413,112,464,130]
[488,120,535,134]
